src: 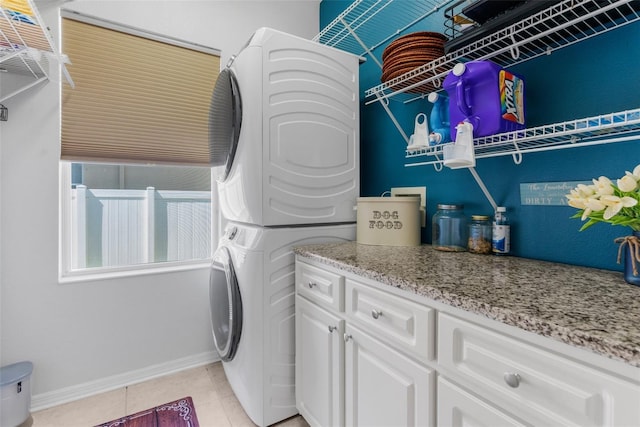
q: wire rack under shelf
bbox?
[366,0,640,102]
[405,108,640,167]
[314,0,453,60]
[1,0,73,102]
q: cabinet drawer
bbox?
[438,377,527,427]
[296,261,344,312]
[438,313,640,426]
[345,278,435,361]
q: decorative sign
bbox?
[520,181,590,206]
[367,209,404,230]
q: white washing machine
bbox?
[209,27,360,227]
[209,221,355,426]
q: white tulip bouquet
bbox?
[566,164,640,232]
[566,164,640,279]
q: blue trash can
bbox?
[0,361,33,427]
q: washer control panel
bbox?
[225,226,238,240]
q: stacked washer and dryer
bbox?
[208,28,360,426]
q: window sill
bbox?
[58,260,212,284]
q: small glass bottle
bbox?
[432,204,467,252]
[492,207,511,255]
[468,215,492,254]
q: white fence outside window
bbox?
[72,186,211,269]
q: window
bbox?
[60,13,220,278]
[65,163,211,270]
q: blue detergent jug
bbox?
[427,92,450,145]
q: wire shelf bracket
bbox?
[314,0,455,64]
[0,0,74,103]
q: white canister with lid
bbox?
[356,196,421,246]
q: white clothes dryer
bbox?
[209,221,355,426]
[209,27,360,227]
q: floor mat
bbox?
[95,396,199,427]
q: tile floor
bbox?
[23,362,310,427]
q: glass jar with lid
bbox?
[432,204,467,251]
[468,215,492,254]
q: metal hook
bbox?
[511,151,523,165]
[430,61,442,89]
[511,139,523,164]
[509,31,520,60]
[433,151,444,171]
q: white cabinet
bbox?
[295,295,344,427]
[296,261,344,312]
[345,278,435,362]
[438,313,640,427]
[295,255,640,427]
[344,323,435,427]
[437,377,528,427]
[295,259,436,427]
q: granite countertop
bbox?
[294,241,640,368]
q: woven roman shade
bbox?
[61,16,220,166]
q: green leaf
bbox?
[570,211,584,220]
[579,219,600,231]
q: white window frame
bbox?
[58,13,220,282]
[59,163,216,283]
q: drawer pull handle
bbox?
[344,333,352,342]
[328,325,337,333]
[308,281,316,288]
[503,372,521,388]
[371,309,383,319]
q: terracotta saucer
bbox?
[382,31,447,60]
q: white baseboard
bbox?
[31,351,220,412]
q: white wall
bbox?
[0,0,319,408]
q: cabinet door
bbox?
[295,295,344,427]
[438,377,530,427]
[344,324,435,427]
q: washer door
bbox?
[209,246,242,361]
[208,66,242,182]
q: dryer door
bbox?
[209,66,242,182]
[209,246,243,361]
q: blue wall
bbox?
[321,1,640,271]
